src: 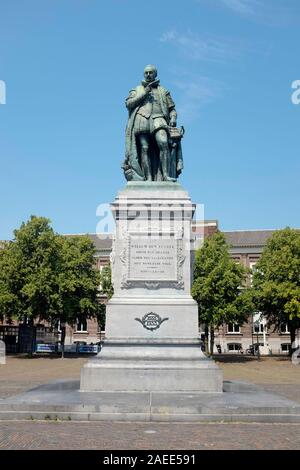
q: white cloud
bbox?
[171,74,224,123]
[219,0,260,16]
[159,30,235,122]
[160,30,240,63]
[199,0,300,25]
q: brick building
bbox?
[63,234,113,345]
[215,230,298,355]
[1,224,298,354]
[63,221,220,345]
[65,224,298,354]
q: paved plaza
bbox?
[0,355,299,449]
[1,421,300,450]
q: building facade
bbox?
[1,225,298,354]
[215,230,298,355]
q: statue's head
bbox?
[144,65,157,83]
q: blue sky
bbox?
[0,0,299,239]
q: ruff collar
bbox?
[141,79,160,88]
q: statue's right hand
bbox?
[145,85,152,94]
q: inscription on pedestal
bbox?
[120,231,185,290]
[129,239,176,281]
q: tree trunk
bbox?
[61,325,66,359]
[204,325,209,354]
[28,318,35,357]
[289,322,297,358]
[210,326,215,355]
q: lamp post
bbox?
[251,313,254,354]
[60,322,66,359]
[254,319,260,360]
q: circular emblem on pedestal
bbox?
[135,312,169,331]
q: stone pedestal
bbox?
[80,182,223,393]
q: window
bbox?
[254,323,264,333]
[76,319,87,332]
[227,343,242,352]
[99,265,104,290]
[227,324,240,334]
[281,343,291,353]
[53,320,61,332]
[249,262,257,286]
[280,324,290,334]
[253,313,267,334]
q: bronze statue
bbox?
[122,65,184,182]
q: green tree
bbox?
[0,216,101,355]
[54,235,101,356]
[0,216,60,324]
[0,242,16,324]
[97,265,114,332]
[192,232,253,354]
[252,228,300,354]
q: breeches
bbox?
[134,115,168,135]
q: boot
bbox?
[141,149,152,181]
[160,149,176,182]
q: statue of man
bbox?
[122,65,183,182]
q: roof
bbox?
[64,233,113,251]
[224,230,276,248]
[87,234,113,251]
[68,230,277,251]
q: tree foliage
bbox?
[192,232,253,351]
[99,265,114,300]
[0,216,101,329]
[55,235,101,325]
[252,228,300,347]
[97,265,114,330]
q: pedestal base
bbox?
[105,297,200,338]
[80,183,223,394]
[2,380,300,423]
[80,339,223,393]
